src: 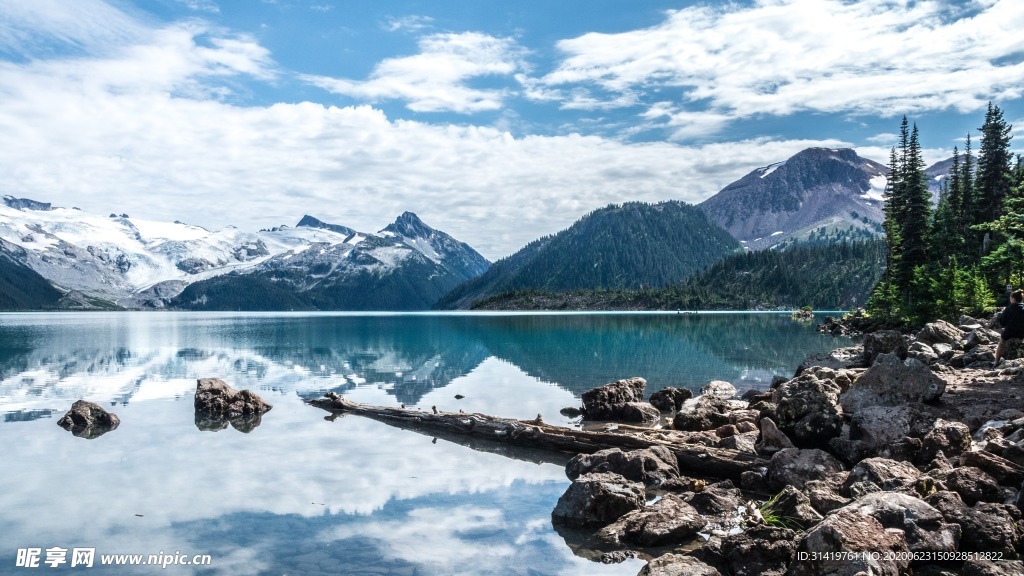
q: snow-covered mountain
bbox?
[699,148,888,250]
[0,196,489,309]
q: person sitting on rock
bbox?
[995,289,1024,365]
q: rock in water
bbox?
[194,378,272,432]
[57,400,120,439]
[581,377,650,422]
[550,472,645,528]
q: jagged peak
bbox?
[3,195,53,211]
[383,211,434,238]
[295,215,355,236]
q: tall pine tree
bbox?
[976,102,1014,225]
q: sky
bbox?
[0,0,1022,259]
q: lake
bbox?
[0,312,850,575]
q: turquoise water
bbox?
[0,312,850,575]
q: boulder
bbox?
[908,341,939,364]
[597,494,706,546]
[966,328,1001,349]
[719,525,797,576]
[802,480,850,513]
[565,447,679,487]
[840,492,960,552]
[788,509,910,576]
[920,419,972,463]
[57,400,120,439]
[649,387,692,412]
[839,353,946,413]
[943,466,1003,505]
[551,472,645,527]
[762,485,823,529]
[916,320,963,346]
[767,448,845,491]
[581,377,646,421]
[926,491,1022,556]
[685,481,744,516]
[637,554,722,576]
[718,431,757,454]
[194,378,272,432]
[960,450,1024,486]
[849,405,918,453]
[619,402,661,424]
[673,396,733,432]
[700,380,737,398]
[842,457,921,494]
[771,374,843,449]
[863,330,908,365]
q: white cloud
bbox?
[542,0,1024,136]
[0,0,147,56]
[384,15,435,33]
[304,32,526,113]
[177,0,220,13]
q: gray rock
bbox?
[673,396,732,431]
[194,378,272,432]
[926,491,1021,557]
[763,485,822,529]
[771,373,843,449]
[718,431,758,454]
[916,320,962,346]
[960,450,1024,486]
[685,481,744,516]
[57,400,120,439]
[802,480,850,513]
[966,327,1001,349]
[839,353,946,413]
[619,401,661,424]
[840,492,960,552]
[757,414,794,455]
[943,466,1002,505]
[920,419,972,463]
[566,447,679,487]
[849,405,917,452]
[649,387,692,412]
[581,377,647,421]
[719,525,797,576]
[551,472,645,527]
[598,494,706,546]
[908,341,939,364]
[767,448,845,491]
[700,380,737,399]
[1004,338,1024,361]
[788,509,910,576]
[637,554,721,576]
[842,457,921,494]
[863,330,908,365]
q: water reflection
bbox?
[0,312,847,575]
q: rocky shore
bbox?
[549,314,1024,576]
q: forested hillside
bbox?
[472,239,885,311]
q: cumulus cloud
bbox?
[303,32,526,113]
[542,0,1024,136]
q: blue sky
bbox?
[1,0,1022,258]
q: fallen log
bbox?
[308,393,768,482]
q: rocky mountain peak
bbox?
[3,196,53,211]
[295,215,355,237]
[383,212,433,238]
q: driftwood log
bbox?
[309,393,768,482]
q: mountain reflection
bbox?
[0,312,850,417]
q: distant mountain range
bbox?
[0,196,487,310]
[0,146,952,311]
[434,201,741,309]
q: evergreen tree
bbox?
[976,102,1014,226]
[895,124,932,307]
[981,155,1024,292]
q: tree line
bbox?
[868,103,1024,326]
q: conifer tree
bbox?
[896,124,932,307]
[976,102,1014,225]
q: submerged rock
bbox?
[57,400,120,439]
[194,378,272,432]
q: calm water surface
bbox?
[0,312,850,575]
